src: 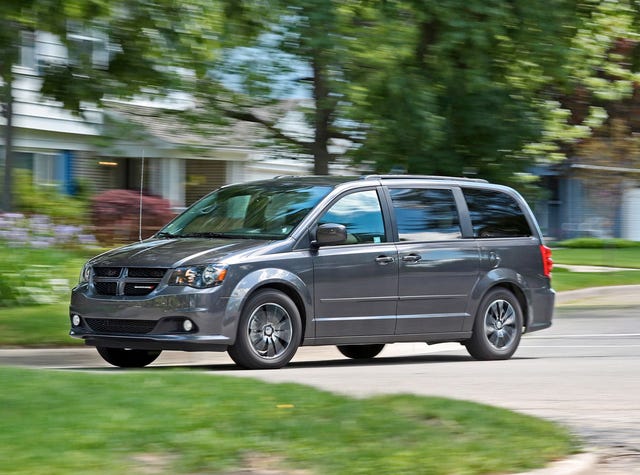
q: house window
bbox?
[67,23,108,69]
[20,31,36,69]
[33,154,60,187]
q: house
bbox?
[534,161,640,241]
[1,30,350,213]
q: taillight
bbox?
[540,245,553,278]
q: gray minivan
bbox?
[69,175,554,369]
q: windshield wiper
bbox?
[155,232,180,239]
[177,232,231,239]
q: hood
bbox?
[89,238,270,268]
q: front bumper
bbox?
[75,334,231,352]
[69,284,237,351]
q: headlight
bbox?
[79,263,92,284]
[169,264,227,289]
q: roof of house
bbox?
[100,99,307,157]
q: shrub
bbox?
[0,246,76,307]
[13,170,89,225]
[90,190,175,244]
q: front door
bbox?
[312,189,398,338]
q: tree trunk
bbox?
[2,81,13,211]
[311,51,332,176]
[312,143,330,175]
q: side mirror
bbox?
[313,223,347,247]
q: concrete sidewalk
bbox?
[554,264,640,273]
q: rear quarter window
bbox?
[463,188,532,238]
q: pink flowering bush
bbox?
[90,190,175,244]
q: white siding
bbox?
[622,188,640,241]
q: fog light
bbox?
[183,319,194,332]
[72,314,81,326]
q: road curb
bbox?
[514,452,598,475]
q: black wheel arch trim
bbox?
[224,268,312,344]
[466,270,532,333]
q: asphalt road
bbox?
[1,304,639,474]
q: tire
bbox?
[228,289,302,369]
[465,288,523,360]
[337,344,385,360]
[96,347,161,368]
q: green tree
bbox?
[505,0,640,191]
[199,1,597,185]
[190,0,354,175]
[0,0,219,210]
[345,0,588,187]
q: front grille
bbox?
[94,282,117,295]
[92,267,168,297]
[94,267,122,277]
[85,318,156,334]
[127,268,166,279]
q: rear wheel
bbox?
[337,344,385,360]
[465,288,523,360]
[228,289,302,369]
[96,347,161,368]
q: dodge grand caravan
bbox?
[69,175,554,369]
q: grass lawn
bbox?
[551,268,640,292]
[551,246,640,291]
[0,367,577,475]
[552,246,640,268]
[0,245,88,347]
[0,302,83,347]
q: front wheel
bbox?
[96,347,161,368]
[337,344,385,360]
[228,289,302,369]
[465,288,523,360]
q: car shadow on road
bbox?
[61,353,541,372]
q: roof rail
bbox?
[362,174,488,183]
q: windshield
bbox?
[158,183,333,240]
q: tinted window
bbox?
[463,188,532,238]
[319,190,386,244]
[389,188,461,241]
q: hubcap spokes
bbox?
[248,303,292,359]
[484,299,517,349]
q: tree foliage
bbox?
[1,0,222,210]
[187,0,354,174]
[4,0,640,201]
[343,1,588,186]
[200,1,602,186]
[519,0,639,164]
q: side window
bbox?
[318,190,386,244]
[463,188,532,238]
[389,188,461,241]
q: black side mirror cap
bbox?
[312,223,347,248]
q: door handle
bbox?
[375,255,395,265]
[401,254,422,263]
